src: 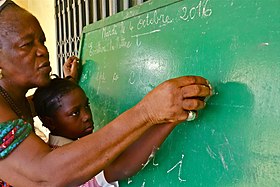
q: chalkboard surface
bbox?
[78,0,280,186]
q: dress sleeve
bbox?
[78,171,119,187]
[95,171,119,187]
[0,119,32,159]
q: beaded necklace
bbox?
[0,85,33,124]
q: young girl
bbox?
[33,77,118,186]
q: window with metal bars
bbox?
[55,0,149,76]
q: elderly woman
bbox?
[0,0,212,186]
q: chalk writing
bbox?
[91,36,132,55]
[87,0,213,55]
[120,22,126,34]
[167,154,187,182]
[88,42,94,57]
[102,25,118,38]
[180,0,212,21]
[206,134,235,171]
[129,21,134,31]
[101,21,126,39]
[141,147,159,169]
[137,10,173,30]
[96,71,106,94]
[113,36,132,49]
[152,154,159,166]
[206,144,217,159]
[91,41,107,55]
[128,71,136,85]
[218,151,228,170]
[127,178,132,184]
[112,73,119,82]
[131,29,161,46]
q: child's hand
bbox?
[63,56,79,82]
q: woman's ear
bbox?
[39,116,56,131]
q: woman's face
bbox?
[0,9,51,89]
[52,88,94,140]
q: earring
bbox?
[0,68,2,79]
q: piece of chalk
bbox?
[186,111,196,121]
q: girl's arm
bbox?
[104,122,178,182]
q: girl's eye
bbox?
[71,110,80,116]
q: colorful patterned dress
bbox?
[0,119,32,186]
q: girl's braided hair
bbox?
[33,75,80,118]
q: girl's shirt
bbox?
[49,134,119,187]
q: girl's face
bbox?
[52,88,94,140]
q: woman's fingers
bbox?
[139,76,212,125]
[182,99,206,111]
[181,84,211,98]
[173,76,209,87]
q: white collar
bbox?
[48,134,74,146]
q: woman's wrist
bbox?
[132,101,155,128]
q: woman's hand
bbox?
[138,76,212,125]
[63,56,79,82]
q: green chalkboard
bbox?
[78,0,280,186]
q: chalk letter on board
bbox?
[167,154,187,182]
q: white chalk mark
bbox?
[128,71,136,85]
[127,178,132,184]
[141,181,146,187]
[141,152,155,169]
[131,30,161,46]
[207,102,252,109]
[88,42,94,56]
[112,72,119,82]
[131,29,161,38]
[129,21,134,31]
[219,151,228,170]
[223,134,235,162]
[152,154,159,166]
[96,71,106,95]
[224,134,230,145]
[260,42,269,46]
[167,154,187,182]
[206,145,217,159]
[141,147,159,169]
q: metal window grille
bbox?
[55,0,149,77]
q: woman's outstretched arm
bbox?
[0,76,211,186]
